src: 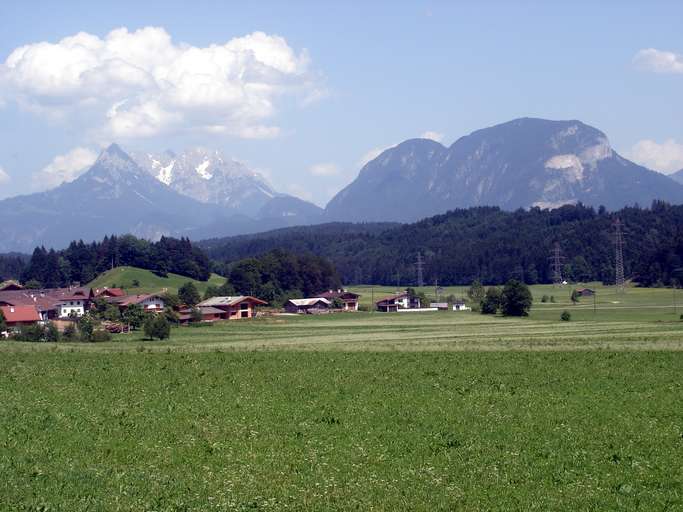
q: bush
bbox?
[550,295,556,303]
[16,323,46,342]
[79,315,95,342]
[541,295,549,303]
[63,322,78,340]
[45,322,60,342]
[500,280,533,317]
[90,330,112,342]
[561,311,571,321]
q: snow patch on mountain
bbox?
[195,160,213,180]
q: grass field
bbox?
[1,351,681,510]
[2,283,683,509]
[87,266,226,295]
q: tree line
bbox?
[18,235,211,287]
[201,202,683,287]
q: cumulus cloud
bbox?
[420,130,445,142]
[633,48,683,74]
[0,165,10,185]
[32,147,98,190]
[308,162,340,177]
[627,139,683,174]
[0,27,319,139]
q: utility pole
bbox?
[416,252,424,288]
[614,218,625,293]
[549,242,564,286]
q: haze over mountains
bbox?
[1,117,682,253]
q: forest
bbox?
[201,202,683,287]
[3,202,683,289]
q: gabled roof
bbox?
[94,287,125,297]
[179,306,226,315]
[0,280,24,291]
[109,294,165,307]
[375,292,409,305]
[286,298,331,307]
[0,287,92,311]
[318,290,360,300]
[1,305,41,323]
[198,296,268,307]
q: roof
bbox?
[318,290,360,300]
[287,298,331,307]
[198,296,268,307]
[375,292,409,304]
[109,294,165,307]
[94,287,125,297]
[0,280,24,291]
[179,306,226,315]
[0,287,92,311]
[0,305,41,323]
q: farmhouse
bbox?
[318,289,360,311]
[576,288,595,297]
[375,292,421,312]
[284,298,331,314]
[0,286,93,320]
[0,305,41,328]
[108,294,166,313]
[196,296,267,319]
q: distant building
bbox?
[284,298,331,314]
[318,289,360,311]
[0,280,24,292]
[196,296,268,320]
[576,288,595,297]
[108,294,166,313]
[376,292,421,312]
[178,306,228,324]
[452,300,471,312]
[429,302,449,311]
[0,286,93,319]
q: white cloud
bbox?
[0,27,319,139]
[420,130,445,142]
[0,165,10,185]
[32,147,98,190]
[627,139,683,174]
[633,48,683,74]
[308,162,340,176]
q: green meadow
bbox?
[87,265,226,295]
[1,283,683,510]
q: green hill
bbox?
[87,266,226,295]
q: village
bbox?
[0,279,475,337]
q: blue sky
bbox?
[1,0,682,205]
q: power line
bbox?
[416,252,424,288]
[548,242,565,286]
[614,218,625,293]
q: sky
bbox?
[0,0,682,205]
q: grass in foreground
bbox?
[1,351,681,510]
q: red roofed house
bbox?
[0,286,93,320]
[375,292,421,312]
[196,296,268,320]
[1,305,41,328]
[108,294,166,313]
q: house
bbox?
[196,296,268,319]
[429,302,449,311]
[318,289,360,311]
[452,300,471,312]
[284,298,331,314]
[375,292,421,312]
[93,287,125,298]
[108,294,166,313]
[0,286,93,319]
[576,288,595,297]
[0,305,41,328]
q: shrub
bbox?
[500,280,533,317]
[45,322,60,342]
[550,295,556,303]
[541,295,549,303]
[123,304,146,330]
[63,322,78,341]
[90,330,112,342]
[78,315,95,342]
[16,323,46,342]
[570,289,580,304]
[561,311,571,321]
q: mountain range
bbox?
[1,117,682,252]
[326,118,683,222]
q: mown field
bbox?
[2,285,683,510]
